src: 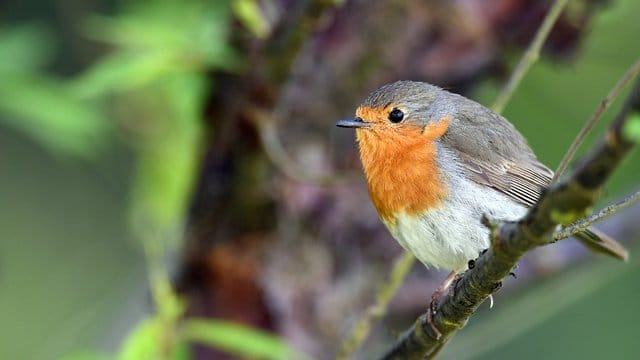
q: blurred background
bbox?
[1,0,639,359]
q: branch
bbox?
[491,0,569,114]
[554,189,640,241]
[378,78,640,360]
[553,58,640,183]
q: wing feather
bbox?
[455,152,552,207]
[432,90,627,260]
[438,98,554,207]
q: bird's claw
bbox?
[427,300,443,339]
[427,272,463,339]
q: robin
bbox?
[337,80,627,279]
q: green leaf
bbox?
[118,316,191,360]
[0,24,54,73]
[70,51,181,98]
[129,72,206,233]
[0,25,110,158]
[623,112,640,142]
[170,341,191,360]
[82,14,187,49]
[182,318,307,360]
[118,317,162,360]
[0,74,111,157]
[232,0,269,38]
[76,1,238,97]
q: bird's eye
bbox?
[388,108,404,123]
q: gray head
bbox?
[336,81,444,129]
[362,81,442,108]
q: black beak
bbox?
[336,117,370,128]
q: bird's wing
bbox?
[435,93,629,261]
[439,96,554,207]
[454,152,553,207]
[455,149,630,260]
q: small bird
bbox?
[337,81,627,275]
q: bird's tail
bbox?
[574,227,629,261]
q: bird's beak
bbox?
[336,117,370,128]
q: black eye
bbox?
[388,108,404,123]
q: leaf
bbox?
[70,51,181,98]
[0,74,111,157]
[118,318,161,360]
[0,24,54,73]
[182,318,307,360]
[75,1,238,99]
[129,72,206,233]
[170,341,191,360]
[232,0,270,38]
[623,113,640,142]
[118,316,192,360]
[0,25,110,158]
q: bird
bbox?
[336,80,628,277]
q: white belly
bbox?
[385,178,527,271]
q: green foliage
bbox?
[0,75,111,157]
[126,71,206,233]
[232,0,270,37]
[118,317,187,360]
[0,25,111,157]
[111,315,303,360]
[0,24,53,72]
[73,1,238,98]
[72,1,238,232]
[182,318,305,360]
[623,113,640,142]
[0,1,294,360]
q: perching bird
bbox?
[337,81,627,274]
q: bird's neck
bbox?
[356,122,449,228]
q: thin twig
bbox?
[491,0,569,114]
[554,189,640,240]
[552,57,640,183]
[336,252,416,360]
[247,107,357,186]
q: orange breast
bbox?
[356,115,451,227]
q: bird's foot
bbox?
[427,271,460,339]
[509,263,519,279]
[427,301,442,339]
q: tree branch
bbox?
[552,58,640,183]
[554,189,640,241]
[378,78,640,360]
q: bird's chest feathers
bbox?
[356,119,450,227]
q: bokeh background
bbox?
[1,0,639,359]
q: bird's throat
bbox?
[356,118,450,228]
